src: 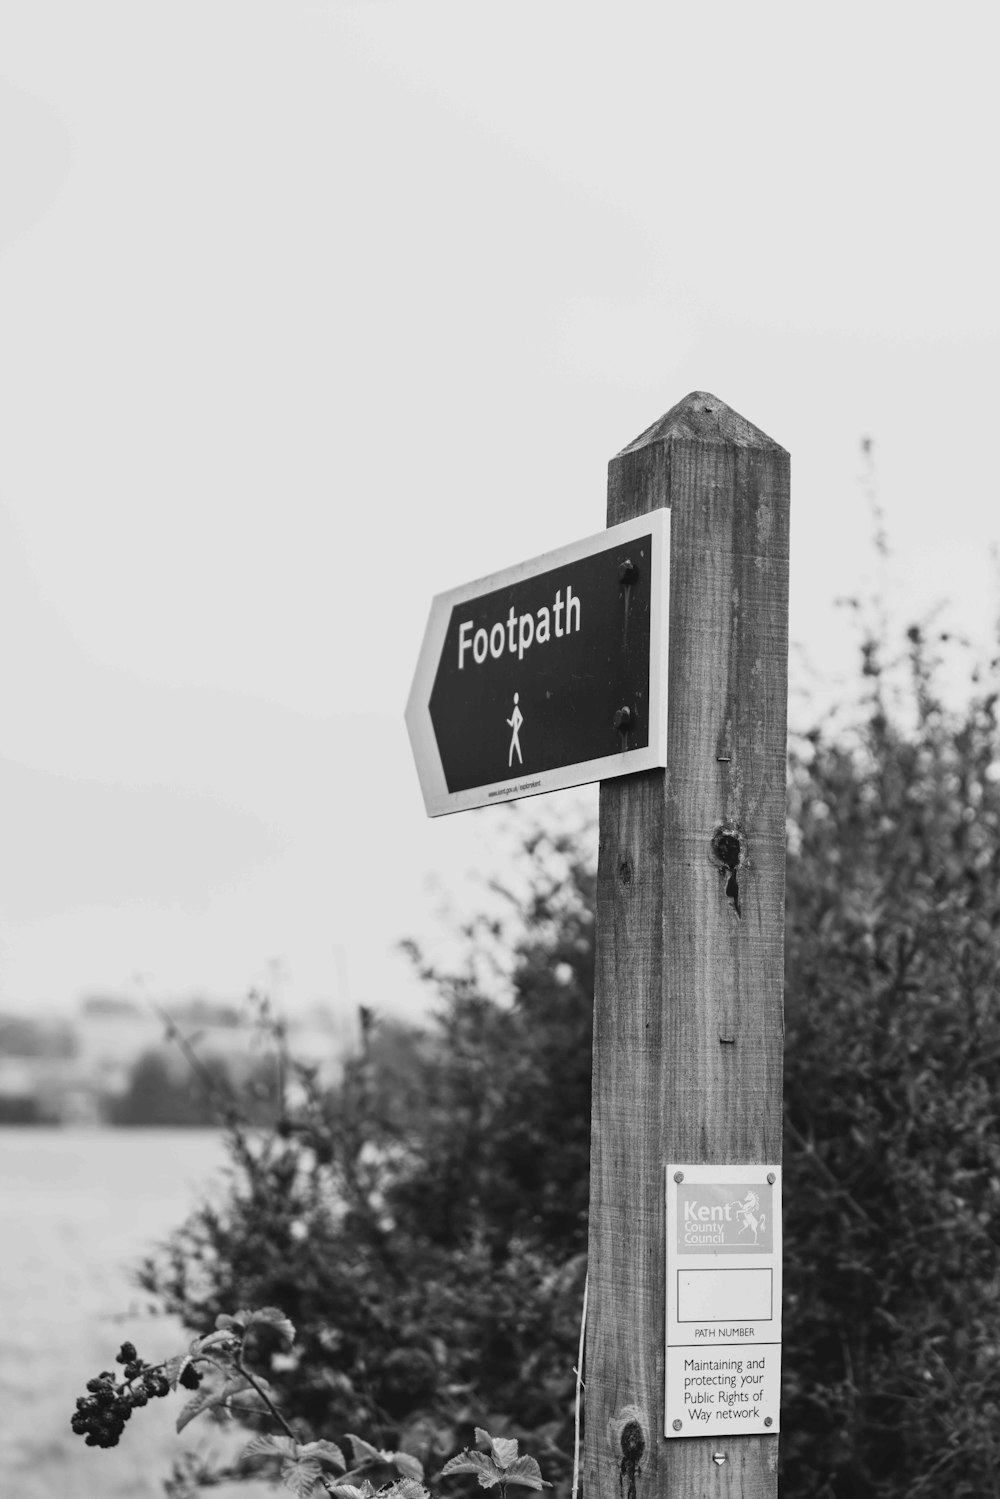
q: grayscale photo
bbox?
[1,5,998,1497]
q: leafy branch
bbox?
[441,1429,551,1497]
[71,1307,551,1499]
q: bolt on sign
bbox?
[405,511,669,816]
[665,1164,783,1438]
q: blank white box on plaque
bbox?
[677,1268,773,1323]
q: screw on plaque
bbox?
[764,1417,773,1428]
[673,1170,684,1183]
[614,706,633,747]
[767,1172,776,1185]
[672,1420,682,1432]
[618,558,639,586]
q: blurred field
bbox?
[0,1127,273,1498]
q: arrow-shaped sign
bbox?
[405,511,669,816]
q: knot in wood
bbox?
[711,828,742,872]
[711,826,744,919]
[620,1420,645,1466]
[618,1420,645,1499]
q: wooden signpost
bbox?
[407,390,790,1498]
[584,393,789,1499]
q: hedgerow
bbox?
[92,612,1000,1499]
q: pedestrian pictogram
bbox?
[507,694,523,767]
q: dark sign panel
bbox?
[406,512,669,816]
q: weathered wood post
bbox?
[583,393,790,1498]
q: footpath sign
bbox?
[665,1164,782,1438]
[405,511,669,816]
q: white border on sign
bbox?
[404,510,670,817]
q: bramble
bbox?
[73,1308,552,1498]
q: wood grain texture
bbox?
[584,392,789,1498]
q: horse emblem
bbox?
[734,1189,766,1245]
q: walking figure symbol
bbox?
[507,693,523,767]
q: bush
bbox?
[780,622,1000,1497]
[138,621,1000,1499]
[139,832,594,1492]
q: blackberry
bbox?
[71,1351,163,1451]
[70,1384,131,1447]
[178,1363,202,1391]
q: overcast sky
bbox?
[1,2,998,1023]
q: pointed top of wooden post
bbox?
[616,390,787,457]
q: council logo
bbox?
[677,1182,773,1254]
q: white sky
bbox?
[1,1,998,1021]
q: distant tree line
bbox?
[0,998,284,1126]
[0,1045,281,1127]
[110,1049,283,1127]
[0,1015,77,1057]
